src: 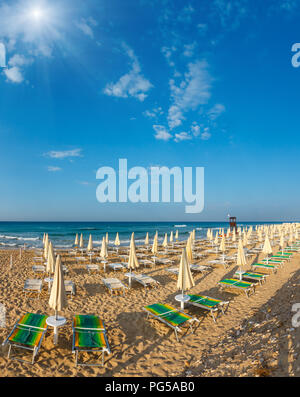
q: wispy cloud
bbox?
[167,60,212,129]
[104,44,152,102]
[153,125,172,141]
[208,103,226,120]
[3,53,33,83]
[44,149,83,159]
[47,166,62,172]
[75,17,98,39]
[174,132,192,142]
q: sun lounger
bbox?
[65,280,76,296]
[143,303,200,341]
[125,272,160,289]
[102,278,128,296]
[23,279,43,298]
[32,265,46,273]
[233,271,268,285]
[189,264,211,274]
[139,259,153,268]
[186,294,229,322]
[261,258,283,267]
[251,262,278,273]
[72,314,111,366]
[218,278,255,297]
[2,312,48,364]
[108,263,126,272]
[155,258,174,265]
[86,264,100,274]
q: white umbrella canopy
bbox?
[206,228,211,240]
[74,233,79,246]
[79,233,84,249]
[237,239,246,268]
[128,233,139,271]
[106,232,109,244]
[219,235,226,252]
[175,230,179,240]
[243,233,248,246]
[214,232,219,246]
[43,238,49,260]
[46,241,55,274]
[232,229,236,242]
[177,248,195,294]
[43,233,46,245]
[162,233,168,248]
[87,234,93,251]
[170,231,174,243]
[115,232,120,246]
[186,236,193,262]
[49,255,67,319]
[262,234,273,256]
[100,236,108,258]
[280,233,286,253]
[145,232,149,245]
[152,232,158,255]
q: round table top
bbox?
[175,294,190,303]
[46,316,67,327]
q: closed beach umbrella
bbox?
[106,232,109,244]
[177,248,195,308]
[43,235,49,259]
[79,233,84,249]
[237,239,246,268]
[87,234,93,251]
[289,233,294,246]
[43,233,46,245]
[232,229,236,242]
[152,232,158,255]
[74,233,79,246]
[170,231,174,243]
[162,233,168,248]
[145,232,149,245]
[49,255,67,320]
[263,234,272,260]
[206,229,210,240]
[100,236,108,258]
[186,236,193,262]
[175,230,179,240]
[243,233,248,246]
[214,232,219,246]
[219,235,226,252]
[127,234,139,286]
[46,241,55,274]
[115,232,120,246]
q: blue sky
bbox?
[0,0,300,221]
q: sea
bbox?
[0,221,285,250]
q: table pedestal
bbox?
[46,316,67,345]
[175,294,190,310]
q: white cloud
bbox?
[45,149,83,159]
[167,60,212,129]
[201,128,211,140]
[104,45,152,102]
[153,125,172,141]
[3,53,34,83]
[75,17,97,39]
[47,166,61,172]
[161,46,176,66]
[143,106,164,118]
[174,132,192,142]
[183,42,196,58]
[208,103,226,119]
[4,66,24,83]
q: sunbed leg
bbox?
[7,344,11,359]
[175,329,179,342]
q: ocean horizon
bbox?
[0,220,288,249]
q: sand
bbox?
[0,242,299,377]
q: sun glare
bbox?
[30,8,44,21]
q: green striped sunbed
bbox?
[233,271,268,285]
[2,312,48,364]
[261,258,283,267]
[143,303,200,341]
[276,251,293,256]
[270,255,290,261]
[251,262,277,273]
[186,294,229,322]
[72,314,111,367]
[218,278,255,297]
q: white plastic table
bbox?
[175,294,190,310]
[235,270,245,281]
[46,316,67,345]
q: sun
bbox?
[30,8,45,21]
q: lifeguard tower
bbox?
[229,216,237,232]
